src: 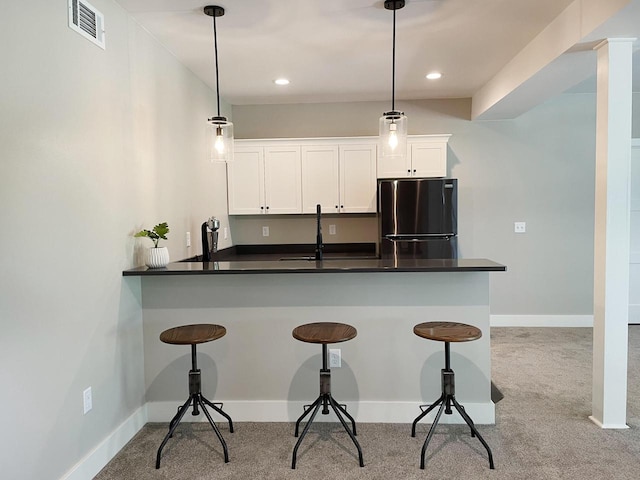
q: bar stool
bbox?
[411,321,494,470]
[155,324,234,469]
[291,322,364,469]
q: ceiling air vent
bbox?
[68,0,105,49]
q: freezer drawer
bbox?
[380,237,458,260]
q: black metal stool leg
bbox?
[328,396,364,467]
[168,404,185,438]
[201,395,235,433]
[292,400,322,469]
[451,397,494,469]
[156,396,192,469]
[411,393,445,437]
[420,399,446,470]
[292,338,363,469]
[295,396,322,437]
[197,397,230,463]
[456,403,475,437]
[331,398,358,436]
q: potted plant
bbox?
[135,222,170,268]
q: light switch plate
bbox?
[83,387,92,414]
[514,222,526,233]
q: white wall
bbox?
[0,1,228,478]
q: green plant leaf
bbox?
[135,223,169,247]
[153,222,170,240]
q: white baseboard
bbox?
[588,415,629,429]
[490,314,593,327]
[630,305,640,324]
[60,405,148,480]
[146,400,495,425]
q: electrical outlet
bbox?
[262,226,269,237]
[223,227,228,240]
[514,222,526,233]
[329,224,336,235]
[83,387,92,414]
[185,231,191,247]
[329,348,341,368]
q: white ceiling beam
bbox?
[471,0,631,120]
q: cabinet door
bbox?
[410,142,447,177]
[377,144,411,179]
[227,147,265,215]
[339,144,377,213]
[301,145,340,214]
[264,146,302,214]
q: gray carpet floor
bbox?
[95,327,640,479]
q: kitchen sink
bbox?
[279,255,378,261]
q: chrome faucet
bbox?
[315,204,323,261]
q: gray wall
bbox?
[0,1,229,478]
[232,95,602,315]
[140,272,494,423]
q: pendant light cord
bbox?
[212,14,221,117]
[391,7,396,112]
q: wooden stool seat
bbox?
[292,322,357,344]
[413,321,481,343]
[160,324,226,345]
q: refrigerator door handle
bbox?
[385,234,455,240]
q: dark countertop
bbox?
[123,257,506,276]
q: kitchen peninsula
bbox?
[124,257,505,425]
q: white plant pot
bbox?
[146,246,170,268]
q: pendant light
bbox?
[379,0,407,162]
[204,5,233,162]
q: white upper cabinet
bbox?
[301,143,376,214]
[264,146,302,214]
[227,144,302,215]
[227,146,265,215]
[228,135,449,215]
[301,145,340,213]
[377,135,451,179]
[339,144,377,213]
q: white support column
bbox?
[590,38,635,429]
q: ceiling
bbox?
[117,0,640,116]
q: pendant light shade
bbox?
[379,0,407,162]
[209,116,234,162]
[205,5,234,163]
[379,110,407,159]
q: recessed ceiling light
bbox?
[426,72,442,80]
[274,78,290,85]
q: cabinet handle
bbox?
[335,205,339,209]
[413,169,416,173]
[266,206,269,210]
[340,205,344,208]
[260,206,264,210]
[407,169,411,173]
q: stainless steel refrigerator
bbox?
[378,178,458,259]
